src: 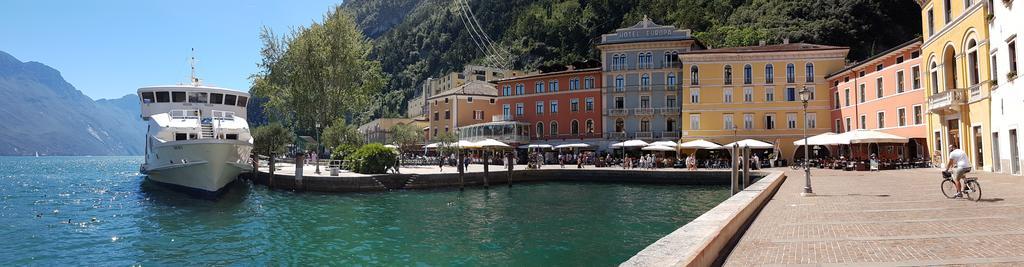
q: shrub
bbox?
[345,143,398,174]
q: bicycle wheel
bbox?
[941,179,957,199]
[966,180,981,201]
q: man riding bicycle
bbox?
[944,144,972,198]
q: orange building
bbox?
[426,81,500,140]
[827,38,928,159]
[492,67,604,143]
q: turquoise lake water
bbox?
[0,156,729,265]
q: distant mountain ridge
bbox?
[0,50,144,156]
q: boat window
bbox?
[175,133,188,141]
[226,134,238,140]
[236,96,248,107]
[188,133,198,140]
[224,94,237,106]
[210,93,223,104]
[188,92,208,103]
[171,92,186,103]
[155,92,170,103]
[141,92,155,103]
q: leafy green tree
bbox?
[252,123,295,184]
[321,118,364,156]
[251,5,387,139]
[388,123,424,166]
[433,131,460,158]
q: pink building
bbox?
[827,38,928,160]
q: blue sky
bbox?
[0,0,343,100]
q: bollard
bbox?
[483,152,490,189]
[295,155,304,190]
[742,146,751,189]
[731,144,739,195]
[506,152,513,188]
[458,152,465,191]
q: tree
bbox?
[433,131,460,158]
[321,118,363,159]
[388,123,424,166]
[252,123,295,186]
[251,5,387,140]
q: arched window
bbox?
[690,65,699,85]
[637,53,644,69]
[765,64,775,84]
[615,75,624,91]
[805,63,815,82]
[743,65,753,84]
[571,120,580,135]
[966,39,979,86]
[943,45,958,91]
[615,118,624,132]
[586,119,595,134]
[724,65,733,85]
[930,59,939,94]
[641,73,650,88]
[550,121,559,136]
[667,73,677,86]
[786,63,796,83]
[536,122,544,138]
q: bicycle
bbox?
[941,170,982,201]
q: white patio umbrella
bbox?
[649,141,679,148]
[841,129,909,144]
[611,140,650,148]
[470,139,511,148]
[518,144,553,149]
[554,143,590,149]
[641,145,676,151]
[722,139,774,149]
[424,142,440,149]
[792,132,847,146]
[679,139,721,149]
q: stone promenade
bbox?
[724,167,1024,266]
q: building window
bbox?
[690,66,699,85]
[516,103,524,116]
[786,63,796,83]
[503,85,511,96]
[844,88,850,106]
[615,76,624,91]
[898,108,907,127]
[586,119,595,134]
[433,112,439,121]
[667,95,677,108]
[927,9,934,36]
[943,0,951,24]
[930,61,940,94]
[444,110,451,119]
[744,114,754,129]
[860,115,867,129]
[615,118,624,132]
[535,82,544,93]
[473,110,484,120]
[584,77,594,89]
[744,65,753,84]
[724,114,734,130]
[912,66,922,89]
[570,98,579,112]
[550,100,558,113]
[766,88,775,102]
[897,56,905,64]
[859,84,866,103]
[614,96,624,109]
[786,87,797,101]
[516,84,524,95]
[913,105,923,125]
[690,114,700,130]
[765,114,776,130]
[1010,39,1018,74]
[640,118,650,132]
[724,88,733,103]
[570,78,579,91]
[641,74,650,89]
[835,119,843,132]
[536,101,544,114]
[967,39,980,86]
[536,122,544,138]
[466,97,473,103]
[876,64,884,71]
[805,63,815,82]
[690,88,700,103]
[765,64,775,84]
[585,97,594,111]
[896,70,906,93]
[991,52,999,84]
[876,77,884,98]
[877,111,885,128]
[571,120,579,135]
[744,88,753,102]
[550,80,560,92]
[787,113,797,129]
[845,117,852,132]
[667,118,676,131]
[502,104,510,119]
[667,74,677,87]
[724,65,733,85]
[833,91,840,109]
[639,95,650,108]
[806,113,817,128]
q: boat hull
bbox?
[141,140,252,193]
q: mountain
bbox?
[338,0,922,118]
[0,50,144,156]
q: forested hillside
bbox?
[340,0,922,118]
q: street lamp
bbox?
[799,87,814,196]
[315,122,321,174]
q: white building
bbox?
[988,0,1023,175]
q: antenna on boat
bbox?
[189,48,201,86]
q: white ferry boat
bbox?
[137,81,253,195]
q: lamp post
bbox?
[799,87,814,196]
[315,122,321,175]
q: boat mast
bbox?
[190,48,200,86]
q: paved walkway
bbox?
[259,162,722,177]
[724,167,1024,266]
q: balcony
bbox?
[968,84,989,103]
[666,85,680,91]
[639,86,652,92]
[657,107,681,115]
[661,132,680,139]
[607,132,628,139]
[609,109,630,116]
[928,89,965,114]
[635,132,653,139]
[634,108,655,116]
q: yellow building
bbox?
[679,42,848,162]
[918,0,993,171]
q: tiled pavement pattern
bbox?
[724,168,1024,266]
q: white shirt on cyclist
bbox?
[949,148,971,169]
